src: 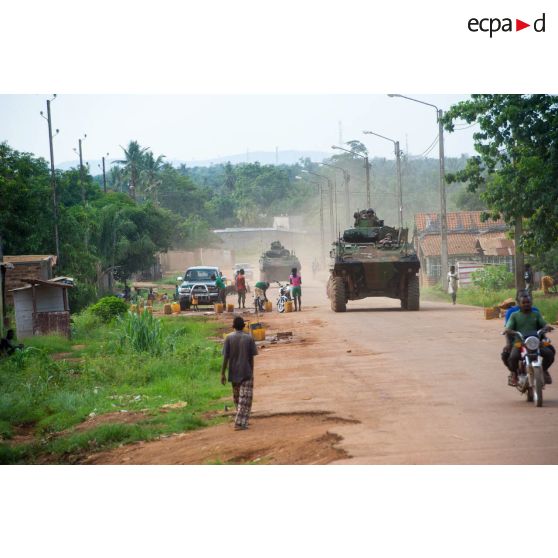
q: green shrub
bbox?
[90,296,129,323]
[71,310,102,339]
[117,310,164,355]
[471,265,514,292]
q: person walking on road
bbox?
[448,265,459,305]
[215,272,226,304]
[221,316,258,430]
[289,267,302,311]
[235,269,247,309]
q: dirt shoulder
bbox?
[84,280,558,464]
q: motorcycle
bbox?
[275,281,291,313]
[507,328,553,407]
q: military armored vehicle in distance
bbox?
[259,241,301,282]
[326,208,420,312]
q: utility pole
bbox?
[101,153,108,193]
[76,135,87,203]
[362,131,402,228]
[388,95,449,289]
[395,141,403,229]
[319,184,325,267]
[327,178,334,242]
[43,97,61,266]
[364,156,371,208]
[344,171,351,227]
[438,109,448,291]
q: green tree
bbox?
[0,143,53,254]
[140,151,166,203]
[345,140,368,156]
[114,140,149,200]
[443,94,558,255]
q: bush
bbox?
[117,310,164,355]
[471,265,514,292]
[90,296,129,323]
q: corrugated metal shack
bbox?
[10,277,74,339]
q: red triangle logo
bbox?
[516,19,530,31]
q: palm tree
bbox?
[140,151,166,203]
[114,141,149,200]
[109,165,126,192]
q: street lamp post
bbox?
[331,145,371,208]
[320,162,351,230]
[40,95,61,266]
[388,94,448,289]
[362,130,403,229]
[302,169,334,242]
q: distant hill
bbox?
[56,150,332,171]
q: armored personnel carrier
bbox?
[326,208,420,312]
[259,241,301,282]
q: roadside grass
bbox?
[422,286,558,322]
[0,312,229,463]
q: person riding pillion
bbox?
[504,292,554,385]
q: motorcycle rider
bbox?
[501,290,541,369]
[504,291,554,386]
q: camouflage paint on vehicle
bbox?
[327,209,420,311]
[259,241,301,282]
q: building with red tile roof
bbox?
[413,212,514,286]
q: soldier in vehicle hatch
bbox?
[354,208,381,227]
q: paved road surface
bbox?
[254,280,558,464]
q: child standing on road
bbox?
[289,267,302,311]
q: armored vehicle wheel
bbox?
[326,276,333,299]
[180,298,190,311]
[331,277,347,312]
[406,275,420,311]
[400,297,408,310]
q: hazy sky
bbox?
[0,94,477,165]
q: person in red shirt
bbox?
[235,269,247,309]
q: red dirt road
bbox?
[87,279,558,464]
